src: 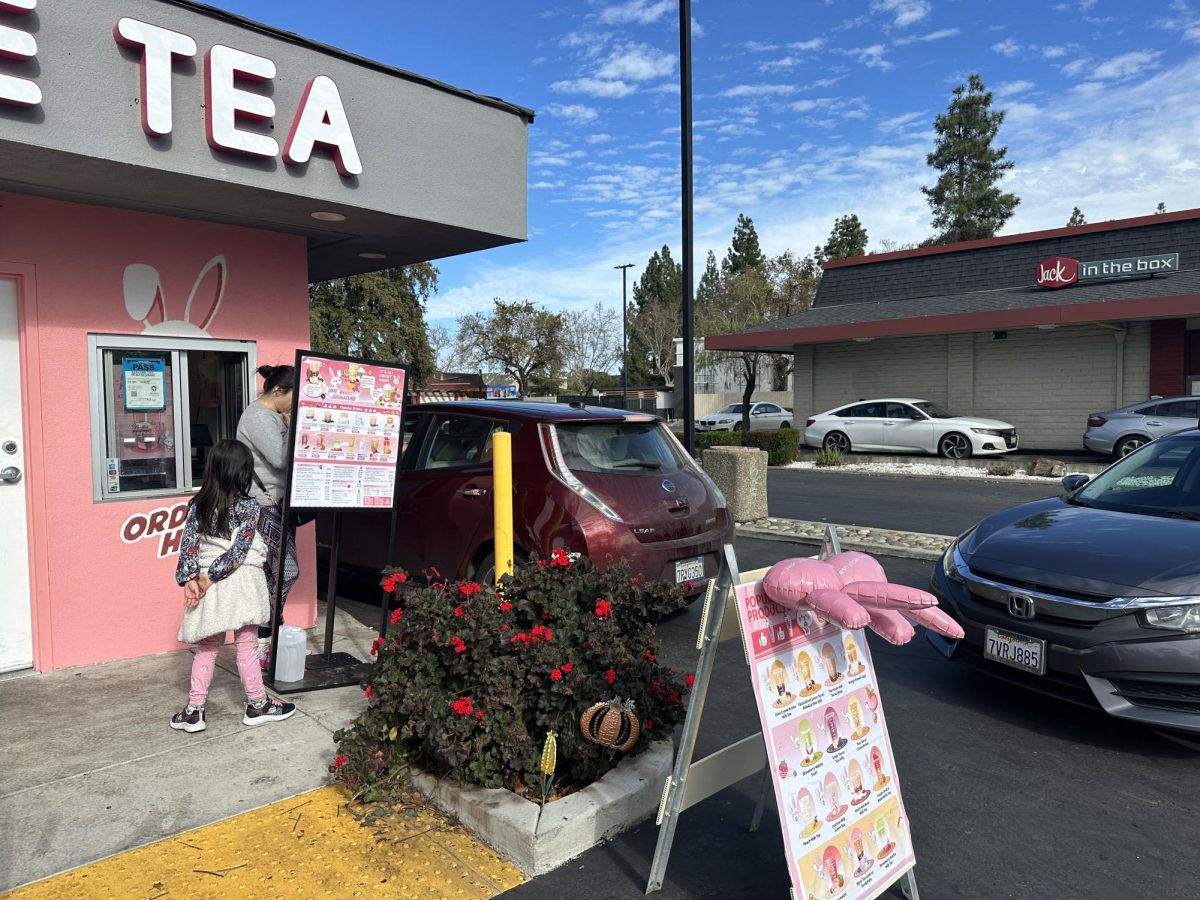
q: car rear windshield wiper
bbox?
[613,460,662,469]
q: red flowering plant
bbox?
[331,554,693,800]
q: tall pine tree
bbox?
[922,73,1019,244]
[722,214,766,277]
[627,245,683,387]
[815,214,869,263]
[1067,207,1086,227]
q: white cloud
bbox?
[596,0,675,25]
[894,27,959,45]
[551,77,637,98]
[743,41,779,52]
[1061,57,1091,78]
[845,44,893,70]
[721,83,798,98]
[545,103,600,125]
[596,42,677,81]
[586,133,614,144]
[991,38,1021,57]
[757,56,802,73]
[869,0,932,28]
[1155,1,1200,42]
[1091,50,1164,80]
[789,38,826,51]
[994,79,1035,97]
[877,110,926,132]
[1041,45,1069,58]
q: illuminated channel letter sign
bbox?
[0,0,40,107]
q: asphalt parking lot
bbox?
[502,537,1200,900]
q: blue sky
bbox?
[217,1,1200,329]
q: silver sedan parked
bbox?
[1084,396,1200,457]
[695,402,793,432]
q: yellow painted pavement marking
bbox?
[8,785,525,899]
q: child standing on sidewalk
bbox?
[170,439,297,733]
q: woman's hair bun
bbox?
[257,364,276,379]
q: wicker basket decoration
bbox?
[579,700,640,752]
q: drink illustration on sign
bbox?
[765,659,798,708]
[796,650,821,697]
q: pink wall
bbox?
[0,191,316,671]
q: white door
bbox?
[0,277,33,672]
[882,402,936,453]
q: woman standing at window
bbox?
[236,364,298,663]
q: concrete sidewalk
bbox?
[0,606,377,893]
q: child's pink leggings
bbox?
[189,625,266,707]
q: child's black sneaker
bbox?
[243,696,297,726]
[170,706,206,733]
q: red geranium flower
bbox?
[390,608,403,625]
[549,548,571,568]
[603,668,617,685]
[562,663,573,674]
[370,637,384,656]
[459,581,482,598]
[451,696,474,717]
[550,668,563,682]
[540,611,551,621]
[363,684,373,700]
[644,720,653,731]
[643,650,656,662]
[499,601,513,612]
[685,674,695,687]
[332,755,349,770]
[453,606,464,618]
[450,636,467,654]
[475,710,485,720]
[381,571,408,592]
[594,599,613,620]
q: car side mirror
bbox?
[1061,474,1090,493]
[909,413,923,420]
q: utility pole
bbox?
[679,0,695,455]
[615,263,634,409]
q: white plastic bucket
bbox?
[275,625,307,682]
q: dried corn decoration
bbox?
[540,731,558,776]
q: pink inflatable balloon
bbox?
[902,606,966,640]
[825,551,887,585]
[763,558,844,609]
[843,581,938,610]
[865,608,916,645]
[804,588,872,630]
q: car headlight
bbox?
[971,428,1006,436]
[1142,604,1200,633]
[940,541,965,583]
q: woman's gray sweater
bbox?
[236,401,288,507]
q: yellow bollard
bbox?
[492,430,514,583]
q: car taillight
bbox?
[538,424,624,522]
[1087,416,1107,428]
[806,418,815,427]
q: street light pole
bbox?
[615,263,634,410]
[679,0,695,456]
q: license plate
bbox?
[675,556,705,584]
[984,626,1045,675]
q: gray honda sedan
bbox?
[930,429,1200,733]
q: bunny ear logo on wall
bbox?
[123,255,227,336]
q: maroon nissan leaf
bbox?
[321,401,733,595]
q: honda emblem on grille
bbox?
[1008,593,1036,620]
[661,479,676,493]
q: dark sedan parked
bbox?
[322,401,733,595]
[930,429,1200,733]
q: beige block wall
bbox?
[788,323,1152,450]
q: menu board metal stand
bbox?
[265,350,407,695]
[647,529,922,900]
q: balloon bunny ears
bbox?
[762,553,965,646]
[124,255,226,337]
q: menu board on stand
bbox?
[733,576,917,900]
[267,351,408,694]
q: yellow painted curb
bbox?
[8,785,525,899]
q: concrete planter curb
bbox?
[407,740,673,876]
[736,519,952,562]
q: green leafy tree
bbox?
[815,214,869,263]
[455,299,564,397]
[698,265,773,433]
[309,264,438,388]
[628,245,683,387]
[1066,207,1086,227]
[1156,202,1167,215]
[696,250,721,306]
[765,251,821,390]
[721,213,766,277]
[922,73,1019,244]
[561,302,621,395]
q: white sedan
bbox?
[803,398,1018,459]
[696,402,793,432]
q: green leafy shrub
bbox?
[986,462,1016,476]
[696,430,743,452]
[741,428,801,466]
[813,448,845,467]
[330,553,693,800]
